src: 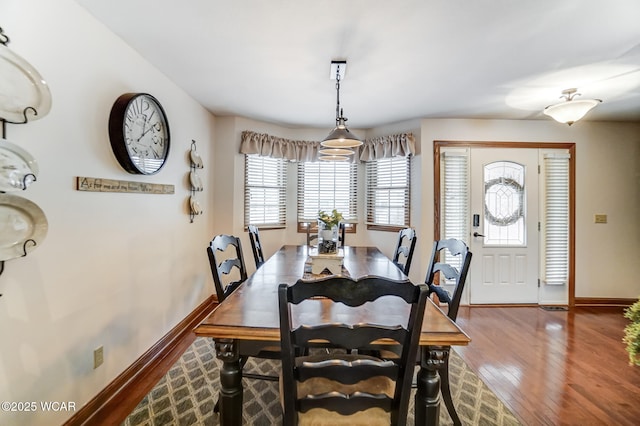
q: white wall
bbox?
[0,1,215,425]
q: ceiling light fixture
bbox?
[319,61,362,161]
[543,88,602,126]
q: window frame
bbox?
[365,155,412,232]
[244,154,287,229]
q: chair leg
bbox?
[440,357,462,426]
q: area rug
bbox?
[122,337,520,425]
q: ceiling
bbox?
[76,0,640,129]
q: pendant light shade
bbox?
[318,147,355,156]
[320,61,362,158]
[543,88,602,126]
[321,117,362,148]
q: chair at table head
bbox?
[338,222,346,247]
[206,234,248,303]
[304,222,318,247]
[247,224,265,268]
[278,275,428,426]
[425,238,472,321]
[392,227,417,275]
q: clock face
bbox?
[109,93,170,175]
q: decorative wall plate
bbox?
[189,171,203,191]
[0,194,48,260]
[190,149,204,169]
[190,196,202,215]
[0,44,52,123]
[0,138,39,191]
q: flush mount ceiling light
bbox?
[543,88,602,126]
[319,61,362,161]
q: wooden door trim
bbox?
[433,140,576,306]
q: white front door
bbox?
[468,148,539,304]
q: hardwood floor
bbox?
[454,306,640,426]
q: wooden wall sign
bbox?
[76,177,174,194]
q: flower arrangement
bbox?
[623,298,640,366]
[318,209,344,228]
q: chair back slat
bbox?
[296,358,399,383]
[298,392,393,415]
[293,324,407,350]
[288,275,416,305]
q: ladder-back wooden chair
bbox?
[247,224,265,268]
[278,275,428,425]
[391,227,417,275]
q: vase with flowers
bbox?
[317,209,343,254]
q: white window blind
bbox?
[365,156,411,226]
[440,149,470,272]
[541,152,570,285]
[297,161,357,222]
[244,154,286,227]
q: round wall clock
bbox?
[108,93,170,175]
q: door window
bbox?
[483,161,525,246]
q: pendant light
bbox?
[319,61,362,161]
[543,88,602,126]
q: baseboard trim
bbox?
[574,297,636,307]
[63,295,217,426]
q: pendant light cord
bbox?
[335,66,345,125]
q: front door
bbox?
[468,148,539,304]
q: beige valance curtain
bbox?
[240,131,415,162]
[358,133,416,161]
[240,131,321,162]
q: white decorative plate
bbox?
[190,171,203,191]
[0,194,48,261]
[0,44,52,123]
[190,196,202,215]
[190,149,204,169]
[0,138,39,191]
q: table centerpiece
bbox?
[317,209,343,254]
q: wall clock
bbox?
[108,93,170,175]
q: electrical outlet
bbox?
[594,214,607,224]
[94,346,104,369]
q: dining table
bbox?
[194,245,471,425]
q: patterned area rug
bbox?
[122,338,520,426]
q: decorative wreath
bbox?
[483,177,524,226]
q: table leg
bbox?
[415,346,448,425]
[214,338,243,426]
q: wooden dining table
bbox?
[194,245,471,425]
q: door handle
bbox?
[473,232,485,237]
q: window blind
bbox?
[244,154,286,227]
[542,152,570,285]
[365,156,411,226]
[440,149,470,271]
[297,161,357,222]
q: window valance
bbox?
[240,131,416,162]
[240,131,321,162]
[359,133,416,161]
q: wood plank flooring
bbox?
[454,306,640,426]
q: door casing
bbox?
[433,140,576,306]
